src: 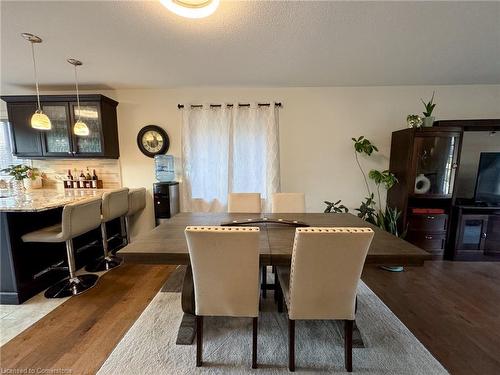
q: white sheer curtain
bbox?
[181,103,280,212]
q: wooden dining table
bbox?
[118,212,431,345]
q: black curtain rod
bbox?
[177,103,282,109]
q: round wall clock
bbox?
[137,125,170,158]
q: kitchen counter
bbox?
[0,188,109,213]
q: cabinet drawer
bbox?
[408,214,448,232]
[407,231,446,251]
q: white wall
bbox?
[2,85,499,237]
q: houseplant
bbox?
[351,136,404,237]
[323,200,349,213]
[421,91,436,127]
[1,164,40,193]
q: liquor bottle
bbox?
[79,170,85,180]
[91,169,98,188]
[85,167,92,180]
[63,169,72,189]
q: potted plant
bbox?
[0,164,40,193]
[421,91,436,127]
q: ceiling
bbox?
[1,1,499,91]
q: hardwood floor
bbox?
[362,261,500,375]
[0,264,174,375]
[1,261,499,375]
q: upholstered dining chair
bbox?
[227,193,261,213]
[271,193,306,213]
[276,227,374,372]
[185,226,261,369]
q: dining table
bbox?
[118,212,431,346]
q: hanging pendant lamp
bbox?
[160,0,219,19]
[22,33,51,130]
[67,58,89,137]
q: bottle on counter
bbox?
[79,170,85,188]
[91,169,98,188]
[85,167,92,180]
[65,169,73,188]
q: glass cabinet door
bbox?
[413,135,460,196]
[41,103,72,156]
[70,102,104,155]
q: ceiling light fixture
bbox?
[67,58,90,137]
[22,33,51,131]
[160,0,219,19]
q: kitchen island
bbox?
[0,189,119,304]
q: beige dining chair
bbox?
[21,197,103,298]
[227,193,261,213]
[276,227,374,372]
[185,226,261,369]
[271,193,306,213]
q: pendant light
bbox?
[160,0,219,19]
[67,58,89,137]
[22,33,51,130]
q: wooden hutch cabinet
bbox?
[1,95,120,159]
[387,127,462,257]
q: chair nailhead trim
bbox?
[185,226,260,232]
[295,227,373,233]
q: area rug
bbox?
[97,278,448,374]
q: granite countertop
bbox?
[0,189,110,213]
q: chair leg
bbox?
[288,318,295,372]
[252,317,258,369]
[196,315,203,367]
[124,216,131,244]
[261,266,267,298]
[345,320,353,372]
[85,222,122,272]
[44,239,98,299]
[276,279,283,313]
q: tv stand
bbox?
[446,203,500,260]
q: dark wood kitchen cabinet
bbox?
[1,95,120,159]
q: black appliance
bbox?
[474,152,500,205]
[153,182,180,225]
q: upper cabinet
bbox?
[1,95,120,159]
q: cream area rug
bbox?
[97,281,448,374]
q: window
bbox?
[0,121,27,179]
[181,103,280,212]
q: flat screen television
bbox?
[474,152,500,205]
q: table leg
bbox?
[176,265,196,345]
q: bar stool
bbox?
[125,188,147,244]
[86,188,129,272]
[21,197,103,298]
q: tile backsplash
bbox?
[32,159,122,189]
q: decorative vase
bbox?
[24,177,43,190]
[422,116,435,127]
[415,173,431,194]
[11,179,25,194]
